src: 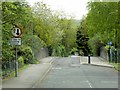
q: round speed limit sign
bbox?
[12,27,22,38]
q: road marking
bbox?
[86,80,92,88]
[43,63,48,64]
[52,67,62,69]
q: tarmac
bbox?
[2,56,115,88]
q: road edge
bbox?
[31,57,54,88]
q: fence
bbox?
[2,59,24,78]
[100,46,120,63]
[2,47,49,78]
[110,48,120,63]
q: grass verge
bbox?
[2,64,30,81]
[110,63,120,71]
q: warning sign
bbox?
[12,28,22,38]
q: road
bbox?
[35,56,118,88]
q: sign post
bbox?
[108,41,112,63]
[15,46,18,77]
[11,27,22,77]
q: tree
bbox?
[32,2,78,56]
[2,2,36,70]
[86,1,119,55]
[76,18,90,56]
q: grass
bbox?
[110,63,120,71]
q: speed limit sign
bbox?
[12,27,22,38]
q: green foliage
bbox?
[76,18,90,56]
[52,45,66,57]
[32,2,78,56]
[86,2,119,55]
[34,58,40,64]
[20,46,34,64]
[2,2,33,62]
[2,1,79,78]
[111,63,120,71]
[88,35,103,56]
[70,47,78,55]
[18,56,24,66]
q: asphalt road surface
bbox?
[35,56,119,88]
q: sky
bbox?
[27,0,89,20]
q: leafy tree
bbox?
[32,2,63,47]
[76,18,90,56]
[2,2,36,68]
[32,2,78,56]
[86,1,119,55]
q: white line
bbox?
[88,82,92,88]
[52,67,62,69]
[86,80,93,88]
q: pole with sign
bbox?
[11,27,22,77]
[108,41,112,63]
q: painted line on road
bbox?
[52,67,62,69]
[86,80,92,88]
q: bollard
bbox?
[88,55,90,64]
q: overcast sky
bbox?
[27,0,89,20]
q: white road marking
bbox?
[43,63,47,64]
[52,67,62,69]
[86,80,93,88]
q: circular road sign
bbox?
[12,27,22,37]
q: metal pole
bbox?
[31,22,35,63]
[108,46,111,63]
[15,46,18,77]
[110,47,112,62]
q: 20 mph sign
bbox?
[12,27,22,38]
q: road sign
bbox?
[11,38,21,45]
[108,41,112,46]
[12,27,22,37]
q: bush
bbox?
[70,48,78,55]
[34,58,40,64]
[88,36,104,56]
[18,56,24,67]
[20,46,34,64]
[52,45,66,57]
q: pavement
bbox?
[80,56,114,68]
[2,57,55,88]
